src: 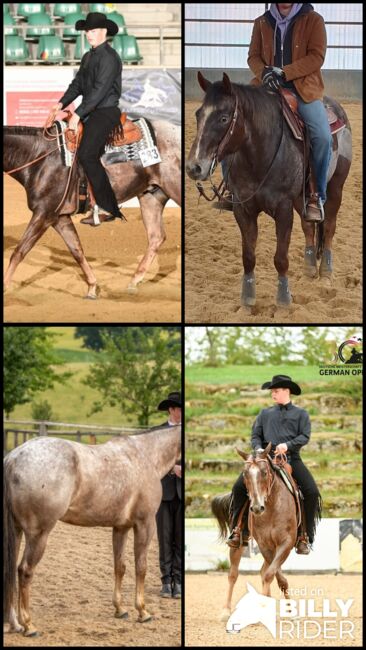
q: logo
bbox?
[337,335,362,364]
[319,334,362,376]
[226,583,355,640]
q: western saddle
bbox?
[279,88,346,141]
[63,110,142,154]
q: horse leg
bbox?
[17,529,51,637]
[133,516,155,623]
[274,204,294,305]
[318,181,343,281]
[301,221,318,278]
[262,542,292,597]
[220,546,242,622]
[234,210,258,307]
[4,211,54,290]
[127,190,168,293]
[276,569,289,598]
[4,526,24,634]
[52,215,98,299]
[112,526,129,619]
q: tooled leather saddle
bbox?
[64,110,142,153]
[279,88,346,141]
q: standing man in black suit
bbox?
[154,392,182,598]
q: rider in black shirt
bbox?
[227,374,322,554]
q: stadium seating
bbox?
[54,4,82,18]
[112,35,142,64]
[5,35,30,63]
[4,13,17,35]
[4,4,10,14]
[107,12,127,35]
[74,35,91,59]
[63,13,86,38]
[26,13,55,37]
[17,4,46,18]
[37,35,65,62]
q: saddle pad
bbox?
[268,456,296,495]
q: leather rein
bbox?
[195,91,286,206]
[5,110,80,214]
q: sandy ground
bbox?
[185,573,362,646]
[4,175,181,323]
[185,101,362,323]
[4,522,181,647]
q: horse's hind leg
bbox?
[133,516,155,623]
[112,526,129,619]
[52,215,98,298]
[221,546,242,622]
[4,211,53,290]
[4,526,24,634]
[128,190,168,293]
[18,528,51,637]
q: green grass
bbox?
[186,365,322,384]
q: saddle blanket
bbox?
[55,117,161,168]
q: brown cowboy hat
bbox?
[75,12,118,37]
[261,374,301,395]
[158,391,181,411]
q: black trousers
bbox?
[231,456,321,544]
[77,106,121,217]
[156,495,182,584]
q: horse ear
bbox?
[236,447,249,461]
[197,71,212,93]
[222,72,233,95]
[262,442,272,457]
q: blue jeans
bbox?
[221,90,333,203]
[294,93,333,203]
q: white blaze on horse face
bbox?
[193,105,215,160]
[249,465,265,509]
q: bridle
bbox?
[4,110,81,213]
[243,456,276,505]
[195,90,286,206]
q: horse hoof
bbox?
[220,609,231,622]
[127,283,138,295]
[24,630,39,638]
[241,297,256,307]
[303,265,318,279]
[137,614,152,623]
[114,611,129,619]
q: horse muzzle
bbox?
[251,504,265,515]
[185,157,216,181]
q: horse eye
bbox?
[220,115,229,124]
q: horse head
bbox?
[186,71,244,181]
[236,442,274,515]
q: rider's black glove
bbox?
[261,66,285,92]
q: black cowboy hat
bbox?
[158,391,181,411]
[75,12,119,37]
[261,374,301,395]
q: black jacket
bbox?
[150,421,182,501]
[59,41,122,121]
[251,402,311,461]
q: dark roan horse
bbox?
[4,119,181,298]
[3,425,181,636]
[186,72,352,307]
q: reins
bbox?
[4,110,81,213]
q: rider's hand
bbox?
[45,103,63,128]
[68,113,81,131]
[275,443,288,454]
[261,66,285,91]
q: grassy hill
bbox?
[185,365,362,519]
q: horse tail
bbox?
[316,221,325,260]
[3,463,18,621]
[211,493,232,542]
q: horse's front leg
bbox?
[4,211,54,291]
[221,546,242,622]
[234,208,259,307]
[127,190,168,293]
[52,215,98,298]
[262,542,292,597]
[112,526,129,619]
[133,516,155,623]
[274,203,294,306]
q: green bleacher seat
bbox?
[107,12,127,35]
[17,4,46,18]
[27,13,55,37]
[5,35,30,63]
[54,4,82,18]
[4,13,17,35]
[112,35,142,64]
[74,35,91,59]
[37,35,65,62]
[63,13,86,38]
[89,4,111,13]
[4,4,10,14]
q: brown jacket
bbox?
[247,10,327,102]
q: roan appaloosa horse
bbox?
[3,425,181,636]
[211,444,297,622]
[186,72,352,308]
[4,118,181,298]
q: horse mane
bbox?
[209,82,282,135]
[4,126,43,136]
